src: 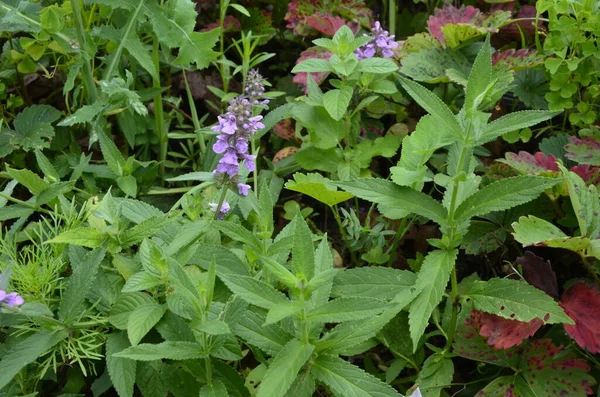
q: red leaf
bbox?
[492,49,545,71]
[284,0,371,36]
[499,151,558,175]
[560,281,600,354]
[570,164,600,186]
[427,4,481,44]
[292,46,332,91]
[565,136,600,165]
[201,15,241,32]
[472,311,543,350]
[305,13,346,36]
[516,251,559,299]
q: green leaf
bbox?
[45,227,107,248]
[397,76,462,140]
[335,178,447,223]
[465,35,492,112]
[170,25,220,69]
[256,339,314,397]
[260,256,299,290]
[511,215,573,246]
[117,175,137,198]
[120,215,173,247]
[307,297,393,323]
[122,271,162,292]
[400,47,469,84]
[59,246,107,322]
[106,332,137,397]
[409,249,458,349]
[232,310,294,355]
[109,292,156,329]
[10,105,61,151]
[292,104,344,149]
[478,110,561,144]
[200,380,229,397]
[215,221,262,251]
[136,361,169,397]
[265,301,305,325]
[127,303,166,345]
[417,354,454,397]
[285,172,354,207]
[454,176,559,222]
[465,278,573,324]
[115,341,206,361]
[323,87,353,121]
[6,166,49,194]
[561,164,600,239]
[316,290,414,354]
[229,3,250,16]
[292,59,332,73]
[312,355,402,397]
[285,368,315,397]
[57,101,107,126]
[331,267,416,300]
[291,213,315,280]
[219,274,289,309]
[357,57,399,74]
[0,330,68,390]
[97,129,125,177]
[34,149,60,182]
[197,319,231,335]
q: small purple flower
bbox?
[355,21,398,60]
[237,183,251,196]
[0,289,24,308]
[245,70,270,105]
[209,200,230,219]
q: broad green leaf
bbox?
[97,129,125,177]
[57,101,107,126]
[106,332,137,397]
[409,249,458,349]
[357,57,399,74]
[45,227,107,248]
[454,176,559,222]
[292,213,315,280]
[122,271,163,293]
[6,166,49,194]
[172,27,220,69]
[331,267,416,300]
[465,278,573,324]
[260,256,298,290]
[285,172,354,207]
[200,380,228,397]
[120,215,173,247]
[219,274,289,309]
[59,246,107,322]
[136,361,169,397]
[127,303,166,345]
[216,221,262,251]
[190,245,249,276]
[417,354,454,397]
[312,355,402,397]
[285,368,316,397]
[292,59,332,73]
[256,339,314,397]
[335,178,447,224]
[0,330,68,390]
[292,104,344,149]
[10,104,61,151]
[511,215,576,247]
[478,110,561,144]
[560,164,600,239]
[316,289,414,354]
[109,292,156,329]
[117,175,137,198]
[265,301,305,325]
[397,76,462,139]
[115,341,206,360]
[323,87,353,121]
[232,310,294,355]
[400,47,470,84]
[34,149,60,182]
[465,36,492,112]
[307,297,393,323]
[197,320,231,335]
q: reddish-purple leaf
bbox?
[292,46,332,91]
[474,310,543,350]
[516,251,559,299]
[565,136,600,166]
[570,164,600,186]
[305,13,347,36]
[492,49,545,71]
[453,312,515,365]
[560,281,600,354]
[285,0,371,36]
[201,15,241,32]
[499,151,559,175]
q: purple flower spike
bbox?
[237,183,251,196]
[355,21,398,60]
[209,200,231,219]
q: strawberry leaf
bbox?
[560,281,600,354]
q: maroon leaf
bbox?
[427,4,481,44]
[516,251,559,299]
[570,164,600,186]
[473,310,543,350]
[284,0,372,36]
[492,49,545,71]
[305,13,347,36]
[499,5,543,37]
[565,136,600,166]
[498,151,559,175]
[201,15,241,32]
[292,46,332,91]
[560,281,600,354]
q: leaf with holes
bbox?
[471,310,543,350]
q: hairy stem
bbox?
[332,205,358,266]
[152,37,167,183]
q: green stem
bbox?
[444,266,459,352]
[103,0,144,80]
[386,217,417,267]
[388,0,396,35]
[182,70,206,154]
[0,1,73,45]
[213,185,229,220]
[332,205,358,266]
[0,192,64,219]
[152,37,167,183]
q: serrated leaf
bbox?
[256,339,314,397]
[478,110,561,144]
[115,341,206,360]
[10,105,61,151]
[127,303,166,345]
[335,178,447,223]
[465,278,573,324]
[110,292,156,329]
[465,35,492,112]
[120,215,173,247]
[200,380,228,397]
[232,309,294,355]
[45,227,108,248]
[265,301,305,325]
[322,87,353,120]
[312,355,402,397]
[97,129,125,177]
[197,319,231,335]
[122,271,162,292]
[292,58,333,73]
[34,149,60,182]
[409,249,458,349]
[259,256,298,290]
[172,26,220,69]
[357,57,399,74]
[331,267,416,300]
[215,221,262,251]
[0,330,68,390]
[219,274,289,309]
[106,332,137,397]
[285,172,354,207]
[6,166,49,194]
[291,212,315,280]
[511,215,582,251]
[58,101,107,126]
[307,297,394,323]
[454,176,559,222]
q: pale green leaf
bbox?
[6,166,49,194]
[478,110,561,144]
[197,319,231,335]
[106,332,137,397]
[115,341,206,361]
[357,57,399,74]
[173,28,221,69]
[127,303,166,345]
[45,227,107,248]
[292,59,332,73]
[323,87,353,121]
[232,310,294,355]
[200,380,229,397]
[465,35,492,112]
[285,172,354,207]
[331,267,416,300]
[307,297,394,323]
[219,274,289,309]
[260,256,298,290]
[265,301,305,325]
[109,292,156,329]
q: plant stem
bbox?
[103,0,144,80]
[0,192,64,219]
[152,37,167,184]
[388,0,396,35]
[444,266,459,352]
[332,205,358,266]
[213,185,229,220]
[182,70,206,154]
